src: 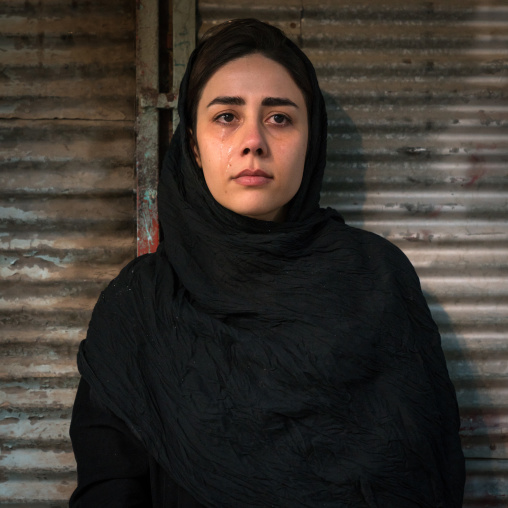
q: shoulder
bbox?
[328,217,418,276]
[325,219,427,308]
[102,252,158,298]
[97,249,175,307]
[343,222,409,259]
[331,221,441,337]
[85,250,172,344]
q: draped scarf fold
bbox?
[78,32,464,507]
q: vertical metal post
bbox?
[136,0,160,255]
[136,0,195,255]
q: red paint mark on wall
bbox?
[464,142,496,187]
[427,206,442,218]
[464,167,487,187]
[137,189,159,255]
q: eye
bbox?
[268,113,291,126]
[214,113,236,124]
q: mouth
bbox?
[234,169,271,179]
[233,169,272,187]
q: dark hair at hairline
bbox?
[185,19,313,136]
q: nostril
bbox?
[256,148,263,155]
[243,148,250,155]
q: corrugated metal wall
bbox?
[1,0,506,505]
[0,0,136,504]
[198,1,508,505]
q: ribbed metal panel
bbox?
[199,0,508,505]
[0,0,136,505]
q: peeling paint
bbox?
[0,0,136,503]
[0,208,38,221]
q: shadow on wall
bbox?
[422,290,499,505]
[321,91,367,229]
[322,91,501,507]
[318,12,504,496]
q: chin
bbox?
[218,195,288,222]
[237,206,286,222]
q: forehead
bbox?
[200,54,305,103]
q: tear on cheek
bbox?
[226,146,233,171]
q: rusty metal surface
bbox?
[136,0,161,256]
[0,0,136,505]
[199,0,508,505]
[136,0,195,256]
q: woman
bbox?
[70,19,465,507]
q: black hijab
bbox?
[78,20,464,507]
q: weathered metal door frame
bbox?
[136,0,195,255]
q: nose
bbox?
[241,119,268,157]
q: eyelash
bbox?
[213,113,292,126]
[214,113,236,124]
[270,114,292,126]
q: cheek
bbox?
[201,141,231,176]
[198,130,232,170]
[279,135,307,175]
[199,143,235,198]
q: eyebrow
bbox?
[262,97,298,108]
[206,96,299,108]
[207,96,244,107]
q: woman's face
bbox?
[192,53,308,222]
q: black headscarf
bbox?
[78,21,465,507]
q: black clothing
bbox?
[71,22,465,508]
[70,379,204,507]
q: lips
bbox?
[234,169,271,178]
[233,169,272,186]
